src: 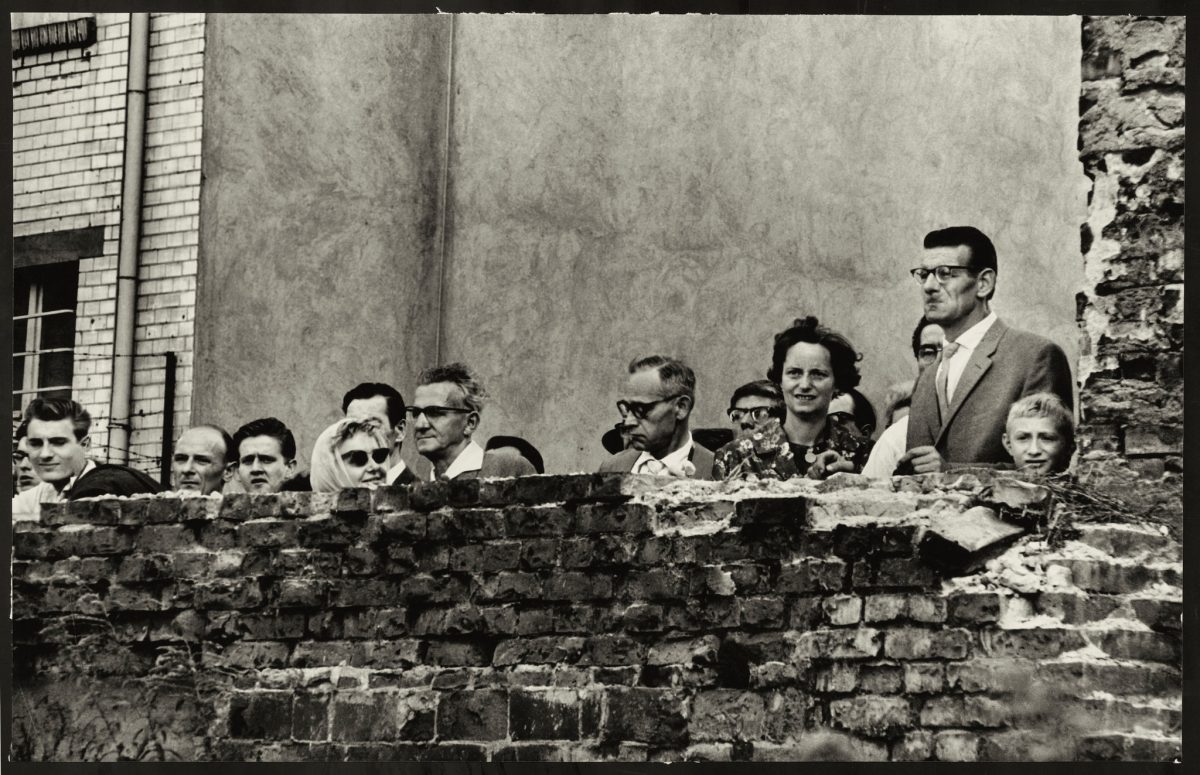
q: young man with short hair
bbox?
[11,398,96,521]
[342,382,416,485]
[231,417,298,494]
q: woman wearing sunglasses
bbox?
[310,417,393,492]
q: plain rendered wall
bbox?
[196,15,1085,474]
[443,15,1086,472]
[194,15,451,474]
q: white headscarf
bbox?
[310,418,391,493]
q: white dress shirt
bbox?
[940,311,998,403]
[386,460,409,484]
[861,416,908,478]
[632,433,695,475]
[429,439,486,481]
[11,459,97,522]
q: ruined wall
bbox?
[11,474,1181,761]
[1077,16,1185,479]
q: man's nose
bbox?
[619,413,639,429]
[921,273,940,292]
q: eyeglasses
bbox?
[916,344,943,362]
[405,405,472,420]
[727,406,775,424]
[616,394,684,421]
[910,265,977,284]
[340,448,391,467]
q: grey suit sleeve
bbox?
[1024,340,1075,411]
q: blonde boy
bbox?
[1002,392,1074,474]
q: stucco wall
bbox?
[196,15,1085,474]
[193,14,451,471]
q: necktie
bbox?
[936,341,962,419]
[638,458,666,475]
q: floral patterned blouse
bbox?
[712,413,874,480]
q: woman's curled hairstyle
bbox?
[767,315,863,392]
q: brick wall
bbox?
[1077,16,1184,481]
[11,474,1181,761]
[12,12,205,473]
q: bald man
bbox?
[170,425,235,494]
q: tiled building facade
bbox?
[12,12,205,476]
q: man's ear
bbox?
[976,268,996,300]
[285,458,297,475]
[1001,431,1012,456]
[79,435,91,449]
[674,395,693,420]
[464,412,480,436]
[395,419,406,440]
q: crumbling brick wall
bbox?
[1077,16,1184,480]
[11,474,1181,762]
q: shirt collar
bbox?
[951,310,998,353]
[432,439,485,481]
[633,432,694,473]
[61,459,97,495]
[386,459,408,483]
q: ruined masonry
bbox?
[11,473,1182,761]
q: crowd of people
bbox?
[12,226,1077,521]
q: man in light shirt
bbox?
[410,362,536,481]
[861,317,944,477]
[901,226,1074,472]
[11,398,97,522]
[342,382,417,485]
[598,355,715,479]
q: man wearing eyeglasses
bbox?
[899,226,1074,473]
[409,362,537,481]
[726,380,785,437]
[861,317,944,477]
[598,355,715,479]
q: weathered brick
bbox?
[920,696,1011,728]
[792,628,882,660]
[437,689,508,740]
[510,688,580,740]
[822,595,863,626]
[494,636,586,666]
[426,640,489,667]
[291,693,329,741]
[980,627,1087,659]
[544,571,613,601]
[732,496,807,528]
[829,695,912,737]
[574,502,653,534]
[192,578,264,609]
[893,730,933,761]
[582,634,645,666]
[691,690,765,741]
[1091,629,1179,662]
[229,692,293,739]
[297,514,362,547]
[903,662,945,694]
[238,518,299,548]
[57,524,136,555]
[1128,597,1182,632]
[947,591,1004,624]
[858,664,904,694]
[503,505,570,537]
[476,571,541,602]
[620,569,689,600]
[934,730,981,761]
[330,693,398,742]
[883,628,972,660]
[777,558,845,594]
[602,688,689,746]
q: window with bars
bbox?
[13,262,79,419]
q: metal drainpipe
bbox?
[107,12,150,465]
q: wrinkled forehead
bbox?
[919,324,946,347]
[623,368,667,401]
[414,381,466,408]
[346,395,393,426]
[237,435,285,459]
[921,244,972,269]
[176,427,227,459]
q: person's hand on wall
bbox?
[806,450,854,479]
[896,445,946,475]
[662,460,697,478]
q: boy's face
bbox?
[1003,416,1069,474]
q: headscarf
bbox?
[310,418,391,493]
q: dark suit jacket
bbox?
[453,448,538,480]
[907,317,1073,466]
[597,442,716,480]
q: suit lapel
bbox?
[935,318,1007,446]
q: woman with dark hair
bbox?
[714,316,873,480]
